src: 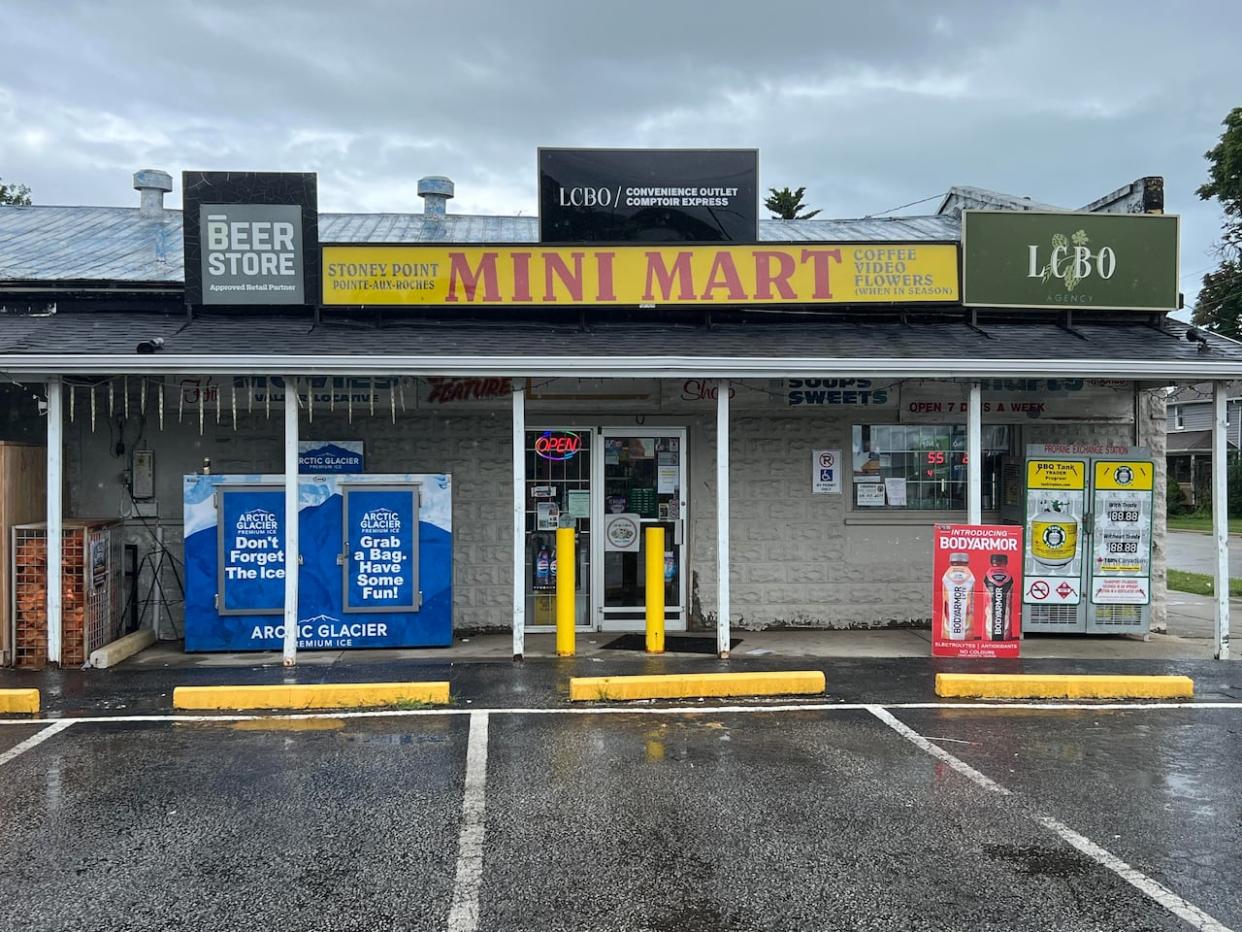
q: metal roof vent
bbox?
[133,169,172,219]
[418,175,454,218]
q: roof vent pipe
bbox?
[133,169,173,219]
[418,176,454,218]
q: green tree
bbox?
[764,186,820,220]
[1192,107,1242,335]
[0,176,32,205]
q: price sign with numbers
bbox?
[1090,460,1154,605]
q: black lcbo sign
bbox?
[183,171,318,306]
[538,148,758,244]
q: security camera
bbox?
[136,337,165,354]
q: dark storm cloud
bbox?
[0,0,1238,303]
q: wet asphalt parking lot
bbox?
[2,695,1241,932]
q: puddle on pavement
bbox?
[983,843,1096,878]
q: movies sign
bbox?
[932,524,1023,659]
[539,148,758,243]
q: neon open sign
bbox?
[535,430,582,461]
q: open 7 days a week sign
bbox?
[321,244,959,307]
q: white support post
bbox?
[716,378,731,659]
[512,379,526,660]
[968,380,982,525]
[1214,381,1230,660]
[283,376,300,667]
[46,377,63,666]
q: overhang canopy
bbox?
[0,311,1239,380]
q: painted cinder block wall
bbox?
[61,380,1165,637]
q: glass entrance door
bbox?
[595,429,687,631]
[523,427,592,630]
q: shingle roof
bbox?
[1,312,1239,378]
[0,205,959,284]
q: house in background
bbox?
[1166,382,1242,507]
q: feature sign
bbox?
[322,243,959,307]
[1023,458,1086,605]
[216,486,286,615]
[1090,460,1154,605]
[962,210,1179,311]
[812,449,841,494]
[538,148,758,243]
[299,440,364,474]
[182,171,318,306]
[345,486,419,611]
[932,524,1023,659]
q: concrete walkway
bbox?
[122,622,1223,668]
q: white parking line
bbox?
[4,700,1242,727]
[446,711,490,932]
[868,705,1234,932]
[0,721,73,768]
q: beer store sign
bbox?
[539,148,758,244]
[962,210,1179,311]
[183,171,318,306]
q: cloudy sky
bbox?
[1,0,1238,307]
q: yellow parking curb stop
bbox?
[569,670,825,702]
[935,672,1194,700]
[0,688,40,714]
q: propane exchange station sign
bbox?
[538,148,758,243]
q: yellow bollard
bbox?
[556,526,576,657]
[646,526,665,654]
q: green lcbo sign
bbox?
[962,210,1179,311]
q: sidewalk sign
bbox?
[932,523,1023,658]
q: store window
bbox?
[851,425,1010,511]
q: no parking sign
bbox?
[812,448,841,494]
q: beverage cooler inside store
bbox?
[1000,444,1153,635]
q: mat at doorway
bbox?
[601,634,742,654]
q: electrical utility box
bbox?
[1004,443,1153,635]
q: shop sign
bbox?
[535,430,581,461]
[538,148,758,243]
[785,379,897,408]
[299,440,364,474]
[1090,460,1153,605]
[216,487,286,615]
[180,376,393,409]
[422,377,513,405]
[605,514,642,552]
[932,524,1023,659]
[320,243,959,307]
[183,171,318,306]
[899,379,1134,424]
[1023,458,1086,606]
[962,210,1179,311]
[812,449,841,494]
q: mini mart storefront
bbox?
[1,162,1240,666]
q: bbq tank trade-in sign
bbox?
[932,524,1023,659]
[1090,460,1154,605]
[962,210,1179,311]
[1023,458,1086,606]
[183,171,318,306]
[538,148,758,243]
[321,244,959,307]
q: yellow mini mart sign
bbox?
[321,244,959,306]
